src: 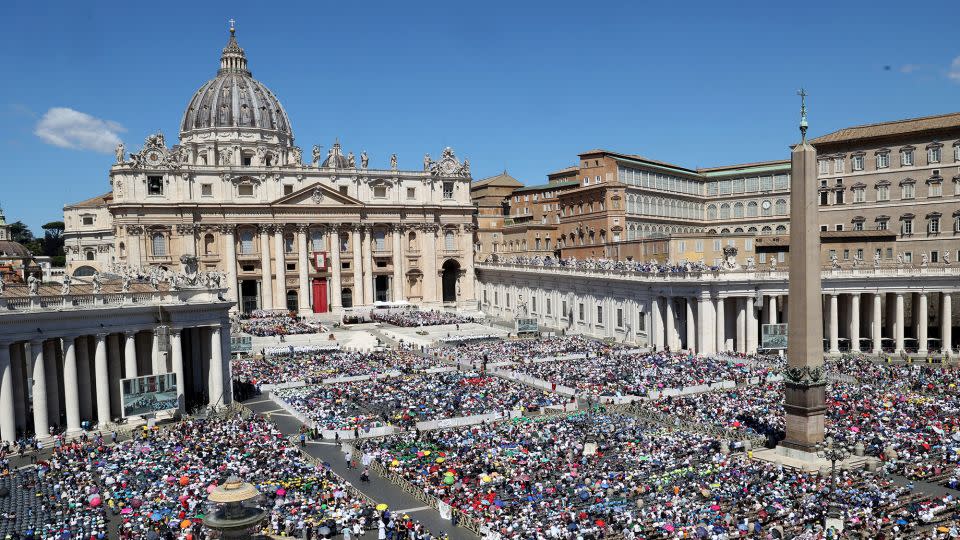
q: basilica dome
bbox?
[179,26,293,144]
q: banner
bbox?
[437,501,452,520]
[313,252,328,270]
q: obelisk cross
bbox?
[229,19,236,35]
[798,88,809,142]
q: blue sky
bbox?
[1,0,958,231]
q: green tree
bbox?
[6,221,34,243]
[41,220,65,257]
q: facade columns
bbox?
[697,295,716,355]
[917,293,928,354]
[259,227,273,310]
[942,293,952,354]
[362,227,374,305]
[11,344,26,435]
[872,293,883,354]
[746,296,758,354]
[650,296,663,350]
[850,293,861,352]
[208,326,225,407]
[329,228,342,310]
[150,330,162,375]
[297,226,310,315]
[0,342,15,443]
[61,337,81,433]
[895,293,905,353]
[274,228,287,310]
[76,336,94,421]
[767,296,777,324]
[392,227,404,302]
[170,329,185,412]
[736,297,746,354]
[422,227,438,304]
[715,297,726,352]
[665,296,677,350]
[685,298,696,352]
[352,226,364,305]
[29,339,49,438]
[221,226,238,305]
[124,332,137,379]
[828,294,839,354]
[108,334,122,421]
[94,334,110,426]
[42,341,61,429]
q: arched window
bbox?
[761,225,773,235]
[776,225,787,233]
[118,242,126,257]
[707,204,718,220]
[239,230,254,255]
[151,233,167,256]
[720,228,731,235]
[204,233,216,255]
[85,250,95,261]
[747,226,758,233]
[747,201,758,217]
[734,227,744,233]
[719,203,731,220]
[310,230,324,251]
[444,230,455,250]
[407,231,417,251]
[733,202,744,219]
[339,233,349,252]
[284,233,295,253]
[775,199,787,215]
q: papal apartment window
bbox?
[955,145,960,161]
[877,219,888,231]
[876,153,890,169]
[81,216,94,226]
[929,147,942,163]
[853,221,864,231]
[833,157,844,173]
[442,182,454,199]
[147,175,163,195]
[929,217,941,234]
[932,251,940,263]
[901,183,915,200]
[843,249,849,260]
[201,183,213,197]
[835,188,844,205]
[877,185,890,201]
[853,187,865,203]
[930,181,943,198]
[238,183,254,197]
[759,252,767,263]
[902,218,913,236]
[818,160,829,175]
[856,248,864,260]
[852,155,864,171]
[901,149,914,166]
[828,249,837,260]
[904,252,913,264]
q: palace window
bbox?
[876,153,890,169]
[954,214,960,233]
[853,186,865,203]
[901,183,915,199]
[746,201,758,217]
[733,202,744,218]
[929,216,941,234]
[853,220,864,231]
[902,218,913,236]
[719,203,730,220]
[877,184,890,201]
[929,180,943,198]
[818,160,829,175]
[775,199,787,215]
[928,146,942,163]
[239,230,254,255]
[442,182,454,199]
[876,218,889,231]
[201,183,213,197]
[151,233,167,257]
[833,157,844,173]
[147,176,163,195]
[852,155,864,171]
[901,149,914,166]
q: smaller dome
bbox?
[321,140,352,168]
[0,241,31,258]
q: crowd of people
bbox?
[371,309,477,328]
[453,336,623,367]
[232,349,439,389]
[486,255,720,274]
[358,411,958,538]
[26,415,447,539]
[236,309,323,337]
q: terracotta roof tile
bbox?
[810,111,960,145]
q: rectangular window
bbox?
[373,186,387,198]
[835,189,844,205]
[877,219,888,231]
[147,176,163,195]
[339,186,349,195]
[744,239,753,251]
[374,230,386,250]
[442,182,454,199]
[904,252,913,264]
[695,240,704,253]
[930,182,942,197]
[901,150,913,166]
[759,176,773,191]
[930,217,941,234]
[828,249,836,260]
[833,157,844,173]
[877,185,890,201]
[903,219,913,235]
[842,249,850,260]
[310,231,323,251]
[902,184,915,199]
[81,216,94,225]
[759,252,767,263]
[617,308,624,328]
[886,248,894,259]
[546,298,552,315]
[835,224,843,231]
[407,187,416,200]
[713,240,721,252]
[820,225,828,231]
[531,297,537,313]
[929,147,941,163]
[852,155,864,171]
[151,234,167,256]
[238,184,254,197]
[932,251,939,263]
[853,221,864,231]
[201,183,213,197]
[578,303,585,322]
[561,300,567,318]
[853,188,865,203]
[856,248,863,260]
[818,161,829,175]
[283,184,294,195]
[876,153,889,169]
[596,305,603,324]
[506,294,511,307]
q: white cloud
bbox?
[949,56,960,82]
[34,107,125,153]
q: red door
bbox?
[312,278,328,313]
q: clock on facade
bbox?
[146,151,163,167]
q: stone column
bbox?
[94,334,110,426]
[208,326,225,408]
[697,295,716,354]
[746,296,758,354]
[895,293,905,353]
[665,296,677,350]
[126,227,142,267]
[459,224,476,303]
[60,337,81,434]
[124,332,137,379]
[736,298,746,353]
[872,293,883,354]
[828,294,839,354]
[685,298,696,353]
[179,224,197,256]
[76,336,93,421]
[259,226,273,310]
[942,293,952,354]
[392,226,404,302]
[421,226,438,304]
[42,340,61,429]
[221,226,239,305]
[151,330,163,375]
[329,228,342,310]
[650,296,662,350]
[11,344,26,435]
[0,342,15,443]
[29,339,49,438]
[352,226,364,305]
[850,293,861,353]
[274,228,287,310]
[297,226,311,315]
[362,227,374,305]
[715,297,726,353]
[108,334,122,421]
[170,328,185,412]
[917,292,928,354]
[768,296,777,324]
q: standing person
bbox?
[344,447,353,469]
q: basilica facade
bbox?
[64,25,476,314]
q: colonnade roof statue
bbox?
[782,88,827,452]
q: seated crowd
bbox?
[453,336,622,366]
[39,415,444,539]
[232,349,439,389]
[237,309,322,337]
[487,255,720,274]
[358,412,957,538]
[371,309,476,328]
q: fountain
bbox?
[203,476,269,539]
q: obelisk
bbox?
[782,90,826,452]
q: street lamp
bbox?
[815,436,853,534]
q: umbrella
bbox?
[376,503,388,511]
[120,508,132,515]
[318,526,331,536]
[276,488,287,496]
[180,520,192,529]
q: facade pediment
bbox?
[271,182,363,207]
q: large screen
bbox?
[761,323,788,350]
[120,373,178,416]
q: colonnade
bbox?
[0,325,226,443]
[647,293,784,354]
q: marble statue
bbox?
[291,146,302,165]
[347,151,356,168]
[360,151,369,169]
[92,272,103,294]
[921,253,928,267]
[830,253,841,269]
[218,148,232,166]
[770,258,777,271]
[0,279,5,294]
[874,252,881,268]
[115,142,125,164]
[745,257,755,270]
[424,154,431,171]
[150,273,160,290]
[61,275,72,296]
[122,274,131,293]
[945,251,951,265]
[312,145,321,166]
[897,254,904,266]
[27,274,39,296]
[390,153,398,170]
[462,159,470,176]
